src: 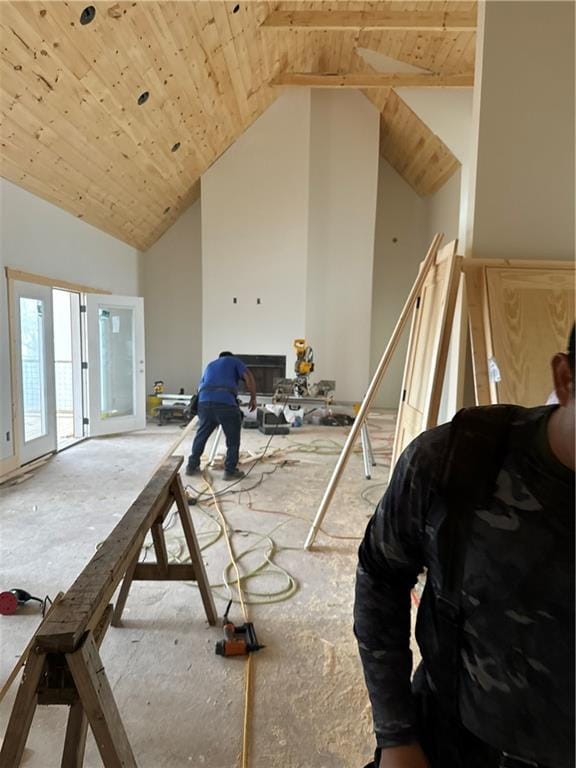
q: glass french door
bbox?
[13,281,57,463]
[85,294,145,436]
[8,281,145,471]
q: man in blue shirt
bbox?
[187,352,257,480]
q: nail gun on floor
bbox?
[215,601,265,657]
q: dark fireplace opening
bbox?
[237,354,286,396]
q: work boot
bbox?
[223,468,245,481]
[185,464,201,476]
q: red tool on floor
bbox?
[215,601,264,657]
[0,588,46,616]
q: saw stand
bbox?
[208,425,224,466]
[206,416,375,478]
[207,419,376,478]
[360,422,377,480]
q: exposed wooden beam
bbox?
[271,73,474,88]
[262,9,477,32]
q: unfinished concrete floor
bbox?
[0,414,398,768]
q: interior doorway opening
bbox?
[52,288,84,450]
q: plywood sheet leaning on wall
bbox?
[391,241,462,467]
[464,260,575,406]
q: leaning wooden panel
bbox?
[392,241,461,466]
[463,260,493,405]
[486,264,574,406]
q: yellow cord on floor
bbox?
[242,653,253,768]
[205,472,252,768]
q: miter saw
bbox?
[273,339,335,400]
[293,339,314,397]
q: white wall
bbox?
[467,0,575,260]
[202,90,379,402]
[370,160,429,409]
[381,87,472,255]
[202,90,311,370]
[370,160,463,411]
[426,169,461,246]
[0,178,141,462]
[141,202,203,394]
[0,180,141,294]
[306,90,379,401]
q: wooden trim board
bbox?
[6,270,21,470]
[5,268,110,295]
[0,454,54,486]
[0,455,19,479]
[271,72,473,88]
[261,9,477,31]
[391,241,461,467]
[463,260,493,404]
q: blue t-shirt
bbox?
[198,356,247,406]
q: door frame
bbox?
[2,267,109,478]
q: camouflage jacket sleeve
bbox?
[353,425,448,749]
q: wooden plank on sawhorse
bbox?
[36,457,215,653]
[0,457,217,768]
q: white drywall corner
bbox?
[202,90,311,372]
[427,169,461,246]
[370,160,429,409]
[306,90,379,402]
[142,201,203,394]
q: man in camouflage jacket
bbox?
[354,327,575,768]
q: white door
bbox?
[13,281,57,463]
[85,294,145,436]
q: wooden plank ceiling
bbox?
[0,1,476,250]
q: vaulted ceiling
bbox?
[0,2,476,250]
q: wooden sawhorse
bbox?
[0,457,216,768]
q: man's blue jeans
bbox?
[188,402,242,473]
